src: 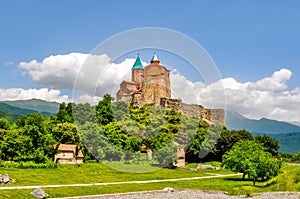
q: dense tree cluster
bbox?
[0,101,84,163]
[0,93,283,173]
[85,94,220,165]
[222,140,282,185]
[278,152,300,162]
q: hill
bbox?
[270,132,300,153]
[0,103,38,115]
[1,98,59,114]
[0,110,23,122]
[226,110,300,134]
[0,102,53,121]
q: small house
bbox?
[54,144,84,164]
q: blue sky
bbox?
[0,1,300,123]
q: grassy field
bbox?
[0,162,231,186]
[0,163,299,198]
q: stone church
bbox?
[116,54,225,126]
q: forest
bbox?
[0,94,298,170]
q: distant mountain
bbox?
[270,132,300,153]
[0,102,53,121]
[1,99,59,114]
[0,110,23,122]
[0,103,37,115]
[226,110,300,134]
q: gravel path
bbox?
[51,188,300,199]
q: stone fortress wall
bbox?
[117,54,226,126]
[160,98,225,126]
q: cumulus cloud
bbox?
[19,53,138,96]
[170,68,300,123]
[0,87,104,105]
[170,71,206,104]
[248,68,292,91]
[0,88,69,102]
[72,94,103,105]
[18,53,299,123]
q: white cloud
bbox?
[0,87,104,106]
[19,53,139,97]
[170,70,206,104]
[170,68,300,123]
[18,53,299,123]
[249,68,292,91]
[72,94,102,105]
[0,88,69,103]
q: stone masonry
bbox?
[116,54,226,126]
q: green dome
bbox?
[132,55,144,70]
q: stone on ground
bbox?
[31,187,47,199]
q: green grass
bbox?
[0,162,231,187]
[0,163,299,198]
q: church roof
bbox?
[132,55,144,70]
[151,53,159,62]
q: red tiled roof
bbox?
[57,144,76,152]
[55,144,84,158]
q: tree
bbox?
[204,128,254,162]
[0,118,13,130]
[112,101,129,122]
[185,127,207,162]
[56,102,74,123]
[52,122,80,144]
[79,122,125,161]
[0,129,31,161]
[222,140,282,185]
[17,113,56,163]
[72,103,98,125]
[96,94,114,125]
[153,142,177,166]
[255,134,280,156]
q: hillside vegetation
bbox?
[1,99,59,114]
[0,94,297,197]
[0,94,282,166]
[0,102,52,119]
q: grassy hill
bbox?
[0,110,22,122]
[1,98,59,114]
[0,103,37,115]
[270,132,300,153]
[0,102,53,121]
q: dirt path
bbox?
[0,173,241,190]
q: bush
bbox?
[0,161,57,169]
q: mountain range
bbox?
[1,98,59,114]
[0,99,59,121]
[226,111,300,134]
[0,99,299,153]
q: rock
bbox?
[31,187,47,199]
[163,187,175,192]
[0,174,10,184]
